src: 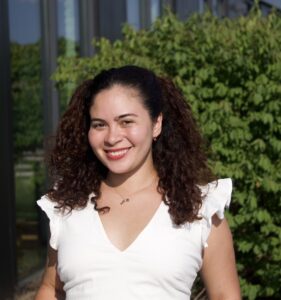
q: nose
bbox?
[104,126,122,145]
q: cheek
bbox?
[127,126,152,144]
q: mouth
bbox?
[105,147,131,160]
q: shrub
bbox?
[11,42,43,159]
[53,9,281,299]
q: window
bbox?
[9,0,46,279]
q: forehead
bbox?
[90,84,147,115]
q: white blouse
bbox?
[37,178,232,300]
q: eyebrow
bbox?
[114,113,138,121]
[90,113,138,122]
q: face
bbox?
[88,85,162,177]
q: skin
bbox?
[201,216,241,299]
[35,84,241,299]
[35,247,65,300]
[88,84,162,182]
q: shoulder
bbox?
[199,178,232,222]
[198,178,232,247]
[37,193,94,250]
[37,195,64,250]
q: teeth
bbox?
[107,149,128,156]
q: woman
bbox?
[36,65,241,299]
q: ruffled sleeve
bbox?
[37,195,62,250]
[199,178,232,248]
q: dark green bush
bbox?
[54,9,281,299]
[11,38,79,160]
[11,42,43,159]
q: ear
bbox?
[152,113,163,139]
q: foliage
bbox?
[53,9,281,299]
[11,38,79,160]
[11,42,43,159]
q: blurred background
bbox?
[1,0,280,299]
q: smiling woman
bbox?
[35,66,241,300]
[88,85,161,176]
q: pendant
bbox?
[120,198,130,205]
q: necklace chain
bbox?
[106,176,157,205]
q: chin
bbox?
[105,163,137,175]
[107,168,132,175]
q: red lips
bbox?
[105,147,131,160]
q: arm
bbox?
[35,246,65,300]
[200,215,241,300]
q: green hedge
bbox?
[11,42,43,159]
[53,9,281,299]
[11,38,79,160]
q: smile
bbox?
[105,148,131,160]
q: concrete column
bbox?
[79,0,100,57]
[40,0,60,137]
[0,0,17,298]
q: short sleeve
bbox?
[199,178,232,248]
[37,195,62,250]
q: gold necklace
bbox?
[106,176,157,205]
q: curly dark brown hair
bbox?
[47,65,216,225]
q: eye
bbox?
[91,122,106,130]
[120,120,134,127]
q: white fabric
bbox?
[37,178,232,300]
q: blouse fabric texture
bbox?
[37,178,232,300]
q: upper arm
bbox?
[35,246,65,300]
[200,215,241,300]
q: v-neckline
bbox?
[95,201,164,254]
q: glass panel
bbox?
[57,0,80,56]
[57,0,80,111]
[150,0,160,23]
[9,0,46,280]
[126,0,141,29]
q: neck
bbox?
[106,165,158,190]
